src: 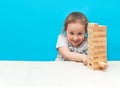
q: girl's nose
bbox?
[73,36,79,41]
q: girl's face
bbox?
[66,22,86,47]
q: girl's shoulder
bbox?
[58,34,67,40]
[58,34,66,38]
[56,34,68,48]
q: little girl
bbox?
[56,12,88,65]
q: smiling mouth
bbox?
[72,42,79,45]
[73,41,79,43]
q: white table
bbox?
[0,61,120,87]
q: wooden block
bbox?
[88,51,105,56]
[88,32,106,36]
[88,23,99,32]
[87,60,101,70]
[88,29,106,33]
[99,25,107,31]
[99,62,107,69]
[88,55,107,61]
[88,38,106,44]
[88,25,106,32]
[88,34,106,38]
[88,48,107,53]
[89,56,107,63]
[88,42,106,46]
[87,60,107,70]
[94,50,106,55]
[88,45,106,51]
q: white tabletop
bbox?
[0,61,120,87]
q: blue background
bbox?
[0,0,120,61]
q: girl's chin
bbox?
[72,43,81,46]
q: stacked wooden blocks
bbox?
[87,23,107,70]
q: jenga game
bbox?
[87,23,107,70]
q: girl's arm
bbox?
[58,46,88,62]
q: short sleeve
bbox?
[56,34,68,49]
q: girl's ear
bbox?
[62,31,66,35]
[84,33,88,38]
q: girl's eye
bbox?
[78,33,82,35]
[70,32,74,35]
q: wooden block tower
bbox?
[87,23,107,70]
